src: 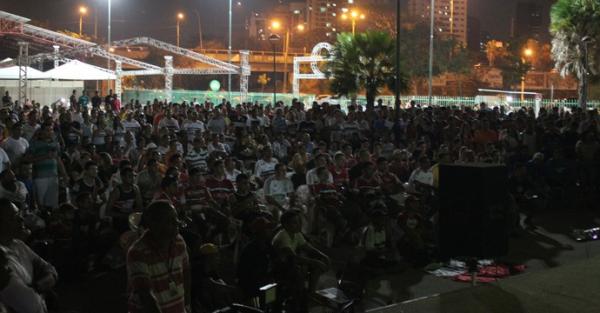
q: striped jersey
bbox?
[127,234,189,313]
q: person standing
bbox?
[25,122,65,210]
[78,90,89,113]
[91,91,102,110]
[126,200,191,313]
[1,122,27,167]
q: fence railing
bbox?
[123,90,600,110]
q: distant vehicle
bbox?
[314,94,343,105]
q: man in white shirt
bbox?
[264,164,295,213]
[182,112,205,142]
[408,156,433,191]
[306,153,333,186]
[158,110,180,130]
[2,123,28,164]
[254,147,279,183]
[122,112,141,135]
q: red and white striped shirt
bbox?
[127,234,189,313]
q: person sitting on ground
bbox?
[361,209,397,270]
[264,163,295,218]
[192,243,239,312]
[237,217,275,303]
[311,166,348,243]
[106,167,143,234]
[272,210,330,294]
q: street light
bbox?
[176,12,184,47]
[79,6,87,36]
[271,20,282,31]
[270,20,304,93]
[521,48,534,101]
[341,9,365,35]
[269,34,281,105]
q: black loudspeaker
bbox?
[439,163,509,259]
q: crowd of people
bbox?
[0,88,599,313]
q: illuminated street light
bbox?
[521,48,534,101]
[78,6,88,36]
[297,24,305,32]
[271,20,282,30]
[340,9,364,35]
[177,12,184,47]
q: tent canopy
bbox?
[44,60,116,80]
[0,66,48,79]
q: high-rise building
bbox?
[514,1,543,40]
[407,0,468,47]
[307,0,342,36]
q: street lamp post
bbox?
[428,0,435,106]
[269,34,281,105]
[395,0,401,113]
[341,10,365,35]
[107,0,112,94]
[271,20,304,94]
[521,48,533,102]
[177,13,184,47]
[79,6,87,36]
[228,0,232,102]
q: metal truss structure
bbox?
[111,37,251,102]
[17,42,28,105]
[1,10,252,103]
[292,42,334,96]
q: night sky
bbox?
[0,0,555,45]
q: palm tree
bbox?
[550,0,600,109]
[326,31,408,108]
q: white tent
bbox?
[44,60,116,80]
[0,65,48,79]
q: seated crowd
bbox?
[0,89,599,313]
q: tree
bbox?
[550,0,600,108]
[326,31,409,108]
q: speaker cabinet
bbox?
[439,163,509,259]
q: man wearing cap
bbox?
[127,200,191,313]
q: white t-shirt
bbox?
[122,119,141,135]
[254,158,279,179]
[158,117,180,130]
[264,177,294,206]
[0,147,10,172]
[225,168,242,183]
[183,120,205,141]
[2,137,29,163]
[306,168,333,186]
[408,168,433,187]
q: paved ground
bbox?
[54,207,600,312]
